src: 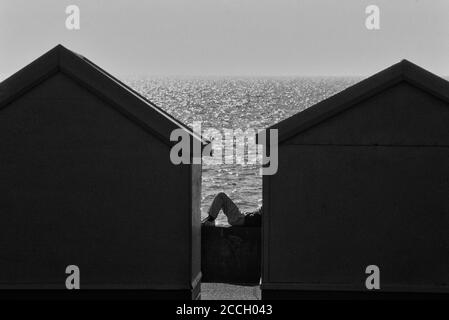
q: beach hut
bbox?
[0,45,206,299]
[262,60,449,298]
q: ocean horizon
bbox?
[125,76,360,223]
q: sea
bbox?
[125,77,360,224]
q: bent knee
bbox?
[216,192,227,199]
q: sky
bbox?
[1,0,449,79]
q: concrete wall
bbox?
[202,225,261,285]
[0,72,200,297]
[263,82,449,296]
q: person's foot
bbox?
[201,216,215,227]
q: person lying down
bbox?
[202,192,262,227]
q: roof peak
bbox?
[267,59,449,144]
[0,45,208,147]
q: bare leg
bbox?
[207,192,246,226]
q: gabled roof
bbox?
[0,44,208,147]
[266,60,449,145]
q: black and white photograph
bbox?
[0,0,449,310]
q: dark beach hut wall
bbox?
[262,60,449,298]
[0,45,206,299]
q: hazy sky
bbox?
[1,0,449,79]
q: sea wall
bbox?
[201,225,261,285]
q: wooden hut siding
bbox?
[0,45,204,299]
[262,60,449,298]
[288,82,449,146]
